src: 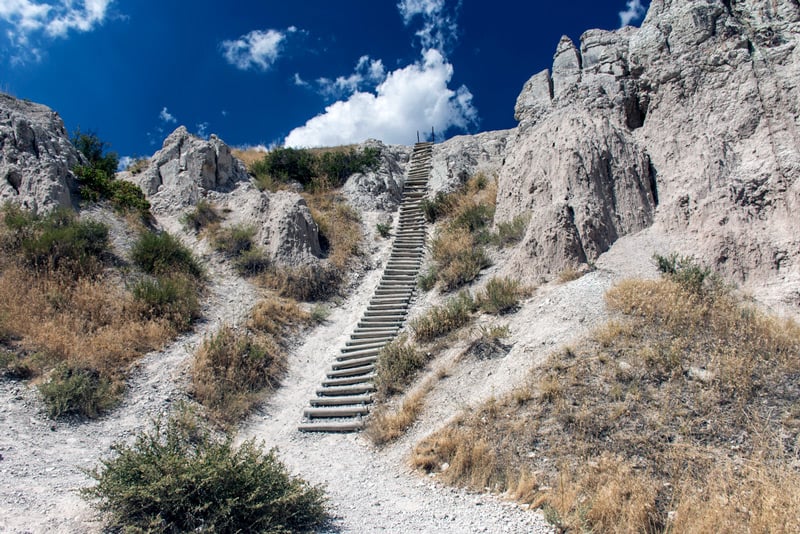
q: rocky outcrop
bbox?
[342,140,410,211]
[209,185,323,265]
[429,129,512,194]
[128,126,250,213]
[128,127,323,266]
[0,94,79,213]
[499,0,800,291]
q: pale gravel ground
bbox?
[1,216,793,533]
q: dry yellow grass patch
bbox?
[231,147,268,168]
[366,377,435,446]
[411,276,800,533]
[0,265,171,379]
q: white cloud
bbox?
[221,28,294,71]
[159,106,176,124]
[316,55,385,98]
[1,0,112,61]
[195,122,209,138]
[397,0,457,52]
[619,0,646,27]
[285,49,477,148]
[118,155,134,171]
[293,72,310,88]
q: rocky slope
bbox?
[494,0,800,308]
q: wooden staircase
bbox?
[298,142,433,432]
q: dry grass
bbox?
[557,266,584,283]
[411,276,800,533]
[366,376,436,446]
[191,295,314,426]
[231,147,268,168]
[303,191,363,271]
[409,291,475,342]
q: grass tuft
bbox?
[477,276,524,315]
[410,291,476,342]
[374,336,429,397]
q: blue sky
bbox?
[1,0,649,163]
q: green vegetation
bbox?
[71,130,150,216]
[374,336,428,396]
[192,326,285,425]
[477,276,524,314]
[653,252,719,294]
[38,363,118,418]
[82,412,329,533]
[251,145,380,192]
[181,200,221,233]
[376,222,391,238]
[131,231,203,279]
[2,206,108,278]
[490,213,529,247]
[410,291,476,342]
[212,224,270,276]
[131,275,201,330]
[422,174,496,292]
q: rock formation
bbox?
[129,126,250,212]
[497,0,800,295]
[125,127,322,266]
[0,94,79,213]
[342,139,409,211]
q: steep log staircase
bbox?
[298,142,433,432]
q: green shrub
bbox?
[82,412,328,533]
[376,222,391,238]
[131,275,201,330]
[452,203,494,234]
[3,207,109,278]
[418,268,437,291]
[234,247,271,276]
[411,291,476,342]
[213,224,256,258]
[420,192,453,223]
[108,180,151,215]
[477,276,523,315]
[72,129,119,178]
[192,326,286,424]
[38,363,118,419]
[653,253,719,295]
[251,146,380,191]
[181,200,221,233]
[131,231,203,279]
[374,336,428,396]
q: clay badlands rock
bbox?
[495,0,800,301]
[0,94,80,213]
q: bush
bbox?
[3,207,109,278]
[82,412,329,533]
[653,253,718,294]
[477,276,523,315]
[213,224,256,258]
[251,146,380,191]
[248,296,311,339]
[410,291,476,342]
[131,231,203,279]
[72,129,118,178]
[192,326,286,424]
[420,192,453,223]
[181,200,221,233]
[430,229,492,292]
[73,165,150,217]
[38,363,118,419]
[418,268,437,292]
[234,247,271,276]
[374,336,428,396]
[131,275,201,330]
[264,264,342,302]
[376,222,391,238]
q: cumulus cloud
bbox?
[316,55,386,99]
[1,0,113,61]
[159,106,176,124]
[285,49,476,148]
[221,27,296,71]
[619,0,647,27]
[117,155,134,172]
[397,0,458,52]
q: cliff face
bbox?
[497,0,800,293]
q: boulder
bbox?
[342,139,410,211]
[0,94,79,213]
